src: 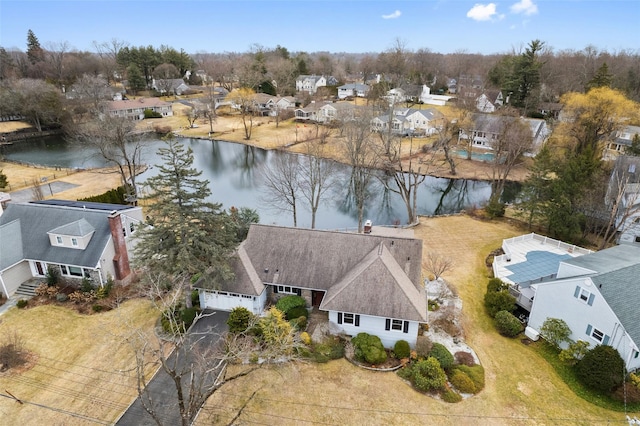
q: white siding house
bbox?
[197,224,427,348]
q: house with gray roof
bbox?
[371,107,445,136]
[337,83,370,99]
[196,224,427,348]
[0,200,143,298]
[525,244,640,370]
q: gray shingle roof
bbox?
[0,201,136,269]
[232,224,426,321]
[49,218,95,237]
[0,219,24,269]
[564,245,640,348]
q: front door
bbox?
[311,291,324,307]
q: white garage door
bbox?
[201,290,254,312]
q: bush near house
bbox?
[494,310,524,337]
[275,295,306,318]
[351,333,387,365]
[286,306,308,320]
[415,335,433,358]
[454,351,476,366]
[540,317,572,349]
[576,345,625,393]
[428,343,454,371]
[484,277,516,318]
[398,357,448,392]
[227,306,254,334]
[451,364,485,392]
[394,340,411,359]
[450,369,478,394]
[144,109,162,118]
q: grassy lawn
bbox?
[196,215,636,425]
[0,299,158,425]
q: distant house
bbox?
[475,91,504,113]
[296,75,328,94]
[458,113,549,155]
[493,235,640,371]
[317,102,358,124]
[337,83,370,99]
[151,78,190,96]
[196,224,427,348]
[294,102,323,122]
[275,96,297,110]
[606,156,640,246]
[604,125,640,159]
[107,98,173,120]
[387,85,453,106]
[0,200,143,298]
[538,102,563,120]
[371,107,445,136]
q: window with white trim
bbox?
[337,312,360,327]
[68,266,83,277]
[391,319,403,331]
[56,236,63,244]
[573,285,595,306]
[591,328,604,342]
[71,238,78,246]
[385,318,409,333]
[586,324,610,345]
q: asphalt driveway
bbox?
[116,309,230,426]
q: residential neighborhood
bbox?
[1,7,640,425]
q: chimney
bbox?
[108,212,131,280]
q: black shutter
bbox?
[385,319,391,331]
[355,315,360,327]
[273,285,278,294]
[403,321,409,333]
[296,288,302,296]
[337,312,343,324]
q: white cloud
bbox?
[466,3,500,21]
[510,0,538,15]
[382,10,402,19]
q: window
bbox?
[573,285,595,306]
[276,285,299,295]
[56,236,63,244]
[586,324,610,345]
[71,238,78,246]
[385,318,409,333]
[68,266,83,277]
[60,265,68,275]
[633,350,639,359]
[337,312,360,326]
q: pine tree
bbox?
[26,29,44,64]
[586,62,613,91]
[133,138,237,300]
[0,169,8,189]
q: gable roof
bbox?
[0,201,139,270]
[232,224,426,321]
[0,219,24,269]
[562,245,640,346]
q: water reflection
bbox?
[3,135,495,229]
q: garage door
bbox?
[201,290,254,312]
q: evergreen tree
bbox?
[126,64,146,94]
[503,40,545,114]
[133,138,237,302]
[586,62,613,91]
[26,29,44,64]
[0,169,8,189]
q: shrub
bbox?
[46,266,60,286]
[300,332,312,346]
[290,316,307,330]
[415,335,433,358]
[154,124,172,135]
[310,337,344,363]
[450,369,477,394]
[191,289,200,307]
[275,295,306,315]
[454,351,476,366]
[286,306,308,320]
[428,299,439,311]
[559,340,590,365]
[494,310,524,337]
[92,304,104,313]
[79,185,128,204]
[540,318,572,349]
[576,345,625,392]
[16,299,28,309]
[429,343,454,370]
[55,293,68,302]
[484,197,505,218]
[453,364,485,392]
[394,340,411,359]
[484,290,516,318]
[144,108,162,118]
[80,278,94,293]
[181,307,198,329]
[0,333,27,372]
[442,388,463,403]
[351,333,387,365]
[409,357,448,392]
[96,280,113,299]
[227,307,253,334]
[487,278,508,293]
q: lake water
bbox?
[2,135,495,229]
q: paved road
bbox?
[116,310,229,426]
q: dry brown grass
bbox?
[197,216,628,425]
[0,299,158,425]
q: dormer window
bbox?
[48,218,95,250]
[71,238,78,246]
[56,236,63,245]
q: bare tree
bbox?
[30,177,44,201]
[298,143,336,229]
[68,74,111,116]
[432,119,460,176]
[44,41,70,88]
[599,160,640,248]
[489,115,533,200]
[423,251,454,280]
[72,115,146,203]
[185,106,200,128]
[93,38,128,83]
[226,87,256,140]
[258,150,301,227]
[153,63,180,95]
[341,109,379,232]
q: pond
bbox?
[2,135,496,229]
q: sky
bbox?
[0,0,638,55]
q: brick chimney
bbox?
[108,211,130,280]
